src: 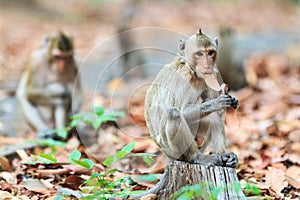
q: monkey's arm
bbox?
[182,94,232,123]
[71,79,82,114]
[16,69,49,131]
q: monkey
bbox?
[16,32,82,140]
[144,29,239,168]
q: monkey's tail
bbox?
[129,167,169,200]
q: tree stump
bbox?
[139,160,246,200]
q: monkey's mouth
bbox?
[200,70,214,75]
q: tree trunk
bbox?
[139,160,246,200]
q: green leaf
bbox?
[210,186,222,199]
[103,169,117,176]
[72,159,94,169]
[111,111,126,117]
[38,153,57,163]
[71,113,84,120]
[70,119,80,127]
[98,115,117,123]
[36,156,54,164]
[142,157,153,166]
[34,139,67,147]
[232,182,242,193]
[130,153,157,157]
[103,157,114,167]
[54,194,63,200]
[92,119,101,129]
[83,158,94,169]
[94,106,104,116]
[68,149,81,163]
[115,150,127,159]
[57,129,68,139]
[122,142,135,153]
[133,174,158,182]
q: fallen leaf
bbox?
[285,175,300,189]
[0,156,11,171]
[265,167,288,194]
[140,194,158,200]
[0,191,16,199]
[61,175,84,190]
[286,166,300,181]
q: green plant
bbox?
[172,182,245,200]
[79,142,156,199]
[28,106,157,199]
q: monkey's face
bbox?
[52,50,73,73]
[47,32,74,73]
[179,29,218,78]
[191,47,217,77]
[183,34,218,78]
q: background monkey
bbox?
[144,29,239,168]
[17,32,82,139]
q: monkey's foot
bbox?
[221,152,238,168]
[192,154,224,167]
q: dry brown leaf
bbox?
[277,120,300,133]
[286,166,300,181]
[16,149,29,161]
[108,78,127,91]
[61,175,84,190]
[285,175,300,189]
[0,171,17,184]
[265,167,288,194]
[225,107,239,131]
[0,191,16,199]
[140,194,158,200]
[0,156,11,171]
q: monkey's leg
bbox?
[54,104,67,129]
[19,100,49,131]
[164,107,224,167]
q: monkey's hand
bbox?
[230,96,239,109]
[221,152,238,168]
[47,83,70,98]
[209,94,233,112]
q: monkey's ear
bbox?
[179,39,186,56]
[214,37,219,48]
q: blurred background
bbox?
[0,0,300,162]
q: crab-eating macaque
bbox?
[217,27,247,90]
[144,29,239,168]
[17,32,82,140]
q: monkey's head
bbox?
[45,32,74,73]
[179,29,219,78]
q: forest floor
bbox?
[0,1,300,199]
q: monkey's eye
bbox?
[208,50,216,57]
[195,51,203,57]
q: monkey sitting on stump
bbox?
[17,32,82,140]
[144,29,239,168]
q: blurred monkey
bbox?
[17,32,82,139]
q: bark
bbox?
[136,160,246,200]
